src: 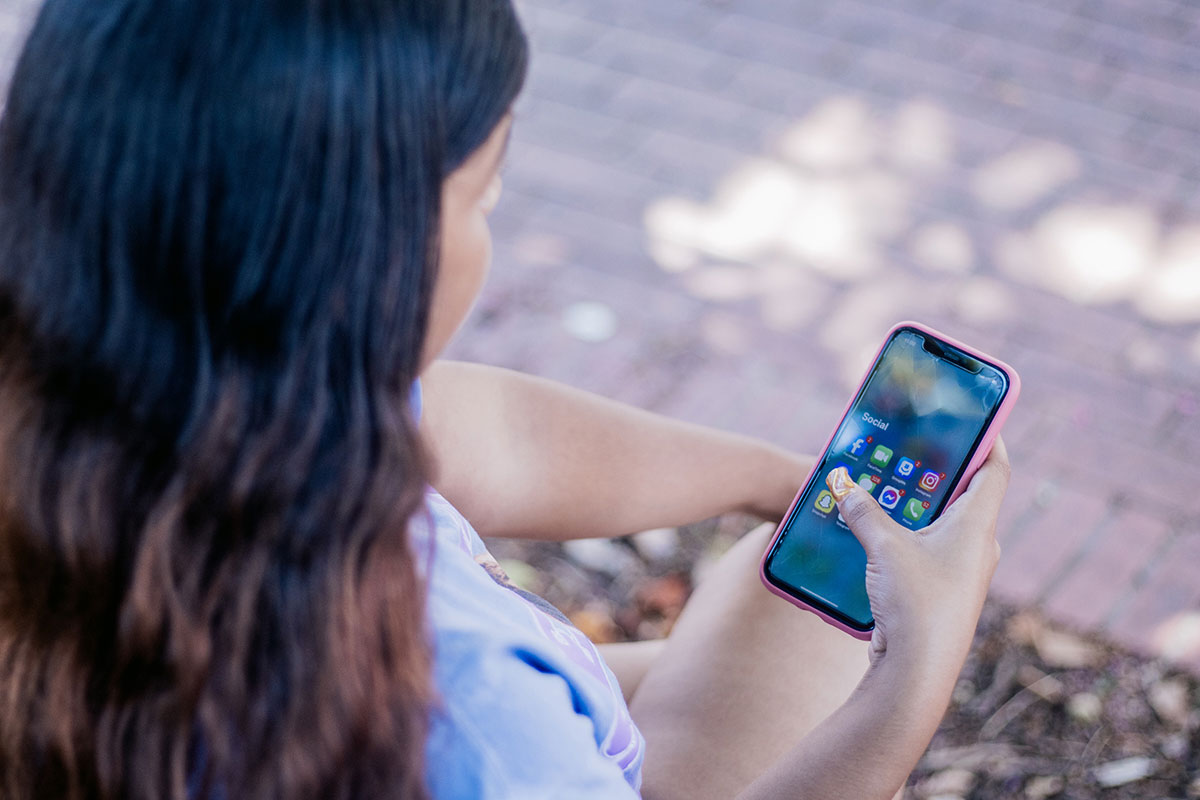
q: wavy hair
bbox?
[0,0,526,797]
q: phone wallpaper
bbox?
[766,331,1007,628]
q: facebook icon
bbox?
[846,437,867,457]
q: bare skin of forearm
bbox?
[736,650,956,800]
[418,361,813,541]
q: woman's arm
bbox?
[418,360,812,540]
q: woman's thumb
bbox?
[827,467,893,558]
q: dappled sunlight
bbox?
[643,93,1199,339]
[777,170,910,273]
[778,96,877,170]
[994,204,1200,321]
[909,221,975,274]
[1135,226,1200,324]
[971,140,1082,212]
[996,204,1159,306]
[644,96,930,334]
[1151,611,1200,665]
[645,161,806,265]
[645,159,902,279]
[647,238,701,274]
[888,99,955,175]
[1123,334,1170,376]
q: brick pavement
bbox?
[481,0,1200,674]
[3,0,1199,672]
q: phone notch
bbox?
[920,334,983,374]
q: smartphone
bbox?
[759,322,1021,639]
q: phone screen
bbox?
[763,327,1010,631]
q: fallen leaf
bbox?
[917,768,976,797]
[1024,775,1064,799]
[1147,677,1192,728]
[1067,692,1102,724]
[919,743,1018,772]
[1005,610,1104,668]
[569,607,621,644]
[1034,628,1103,669]
[1006,610,1045,646]
[1093,756,1157,788]
[1161,732,1189,760]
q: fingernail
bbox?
[826,466,856,501]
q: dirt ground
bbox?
[487,515,1200,799]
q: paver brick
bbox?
[1084,22,1200,84]
[503,141,668,227]
[517,3,609,57]
[1007,346,1180,443]
[1107,531,1200,664]
[993,469,1044,546]
[606,75,788,152]
[703,0,832,31]
[585,26,743,96]
[720,61,858,123]
[626,129,762,198]
[513,95,645,169]
[989,484,1113,606]
[1032,421,1199,516]
[521,50,626,111]
[1042,508,1174,632]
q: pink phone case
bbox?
[758,320,1022,640]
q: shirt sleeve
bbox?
[425,632,642,800]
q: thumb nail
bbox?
[826,466,857,501]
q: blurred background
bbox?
[465,0,1200,672]
[2,0,1198,795]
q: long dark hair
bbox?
[0,0,526,797]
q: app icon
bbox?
[869,445,894,469]
[814,490,835,514]
[846,437,868,457]
[895,457,916,479]
[878,486,901,510]
[903,498,926,522]
[856,473,878,494]
[919,471,941,492]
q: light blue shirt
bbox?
[411,382,644,799]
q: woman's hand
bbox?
[730,439,1011,800]
[828,438,1010,677]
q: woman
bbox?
[0,0,1008,798]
